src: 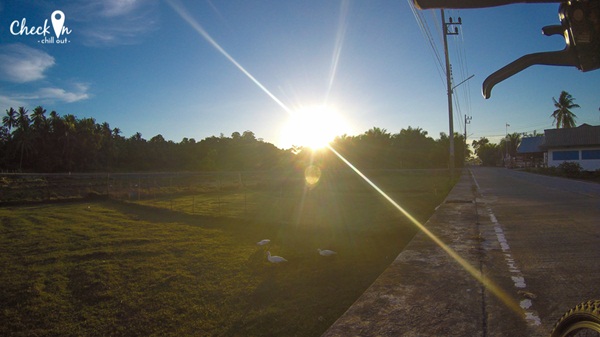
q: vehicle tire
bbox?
[551,300,600,337]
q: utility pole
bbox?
[464,115,472,143]
[505,123,510,166]
[442,10,461,178]
[464,115,472,164]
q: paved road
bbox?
[471,167,600,336]
[324,167,600,337]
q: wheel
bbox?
[551,300,600,337]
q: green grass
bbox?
[0,170,453,336]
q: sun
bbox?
[281,105,349,150]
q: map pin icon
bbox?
[51,10,65,38]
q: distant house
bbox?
[541,124,600,171]
[516,136,545,168]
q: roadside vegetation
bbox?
[1,106,469,173]
[0,169,453,336]
[0,104,461,335]
[523,162,600,183]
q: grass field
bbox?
[0,169,454,336]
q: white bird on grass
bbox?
[318,249,337,256]
[257,239,270,246]
[267,251,287,263]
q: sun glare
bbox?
[169,2,527,324]
[281,105,348,150]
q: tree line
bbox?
[1,106,473,173]
[0,106,292,172]
[320,126,469,170]
[471,133,524,167]
[1,91,587,172]
[471,90,585,167]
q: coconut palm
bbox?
[30,106,47,131]
[2,107,17,132]
[363,127,390,141]
[15,107,30,130]
[551,91,579,128]
[10,107,33,170]
[60,114,77,171]
[48,110,60,133]
[500,132,522,158]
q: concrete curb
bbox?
[322,170,485,336]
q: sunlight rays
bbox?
[326,145,524,316]
[166,0,292,115]
[167,0,526,324]
[325,0,350,104]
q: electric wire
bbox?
[408,0,446,88]
[473,121,553,139]
[409,4,477,145]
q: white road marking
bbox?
[487,202,541,326]
[470,170,542,327]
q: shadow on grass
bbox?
[0,170,455,336]
[105,199,245,228]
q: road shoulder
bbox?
[322,170,484,336]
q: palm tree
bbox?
[48,110,60,133]
[2,107,17,132]
[363,127,390,140]
[15,107,30,130]
[2,109,17,164]
[16,130,34,170]
[31,106,47,131]
[61,114,77,171]
[12,107,33,170]
[392,127,435,168]
[551,91,579,128]
[500,132,522,158]
[29,106,48,170]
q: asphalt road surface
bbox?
[470,167,600,336]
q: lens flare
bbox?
[168,0,526,323]
[304,164,322,187]
[326,144,524,316]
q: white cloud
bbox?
[9,83,91,104]
[0,44,55,83]
[66,0,158,47]
[0,95,26,110]
[101,0,141,17]
[0,43,89,105]
[38,85,90,103]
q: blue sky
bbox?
[1,0,599,149]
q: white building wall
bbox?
[548,147,600,171]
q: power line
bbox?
[408,0,446,88]
[409,4,474,144]
[455,10,472,122]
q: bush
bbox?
[558,161,583,178]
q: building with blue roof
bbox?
[516,124,600,170]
